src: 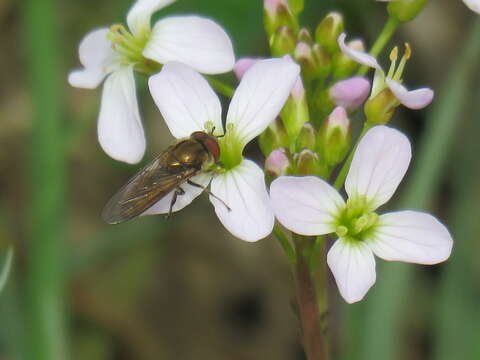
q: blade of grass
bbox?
[351,19,480,360]
[22,0,67,359]
[433,73,480,360]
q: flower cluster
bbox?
[69,0,453,304]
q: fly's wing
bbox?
[102,148,199,224]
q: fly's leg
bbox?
[187,180,231,212]
[166,187,185,218]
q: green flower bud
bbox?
[294,42,319,81]
[295,149,319,175]
[315,12,344,55]
[296,123,316,150]
[270,26,297,57]
[264,0,298,37]
[364,88,399,125]
[312,44,332,82]
[387,0,429,22]
[318,106,351,167]
[298,27,313,44]
[259,118,289,156]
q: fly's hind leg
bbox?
[166,186,185,219]
[187,180,231,212]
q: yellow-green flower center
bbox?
[334,196,379,243]
[219,123,244,170]
[107,24,161,75]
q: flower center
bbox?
[219,123,244,170]
[334,196,379,243]
[107,24,161,74]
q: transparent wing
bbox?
[102,148,199,224]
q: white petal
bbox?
[226,59,300,147]
[368,211,453,264]
[345,126,411,210]
[143,16,235,74]
[386,79,434,110]
[142,173,211,215]
[127,0,176,36]
[148,62,223,139]
[338,33,382,70]
[210,159,274,242]
[463,0,480,14]
[68,28,116,89]
[270,176,345,236]
[98,66,145,164]
[327,239,376,303]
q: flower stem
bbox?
[292,234,329,360]
[333,123,372,190]
[207,76,235,98]
[273,224,296,265]
[357,16,400,76]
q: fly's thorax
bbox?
[166,138,211,171]
[334,196,379,243]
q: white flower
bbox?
[463,0,480,13]
[270,126,453,303]
[68,0,235,164]
[147,59,300,241]
[338,33,433,110]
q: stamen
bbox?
[387,46,398,79]
[336,225,348,238]
[393,43,412,81]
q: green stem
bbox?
[357,16,400,76]
[273,224,296,265]
[22,0,68,358]
[207,76,235,98]
[292,234,329,360]
[333,123,372,190]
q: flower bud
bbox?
[264,0,298,37]
[265,148,290,177]
[332,39,365,79]
[296,122,316,150]
[387,0,428,22]
[364,88,399,125]
[318,106,351,167]
[294,42,319,80]
[298,27,313,44]
[315,12,344,55]
[233,58,259,81]
[270,26,297,56]
[312,44,331,82]
[259,118,289,156]
[295,149,319,175]
[329,77,371,110]
[288,0,304,15]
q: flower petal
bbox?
[345,125,411,210]
[463,0,480,14]
[338,33,381,71]
[270,176,345,236]
[148,62,223,139]
[142,173,211,215]
[386,79,434,110]
[368,210,453,264]
[327,239,376,304]
[210,159,274,242]
[98,66,145,164]
[143,16,235,74]
[226,58,300,147]
[127,0,176,36]
[68,28,116,89]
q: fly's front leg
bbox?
[187,180,231,212]
[167,186,185,218]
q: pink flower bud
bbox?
[265,148,290,177]
[282,55,305,100]
[330,77,371,110]
[233,58,260,81]
[327,106,350,132]
[264,0,288,15]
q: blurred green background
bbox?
[0,0,479,359]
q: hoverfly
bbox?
[102,131,229,224]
